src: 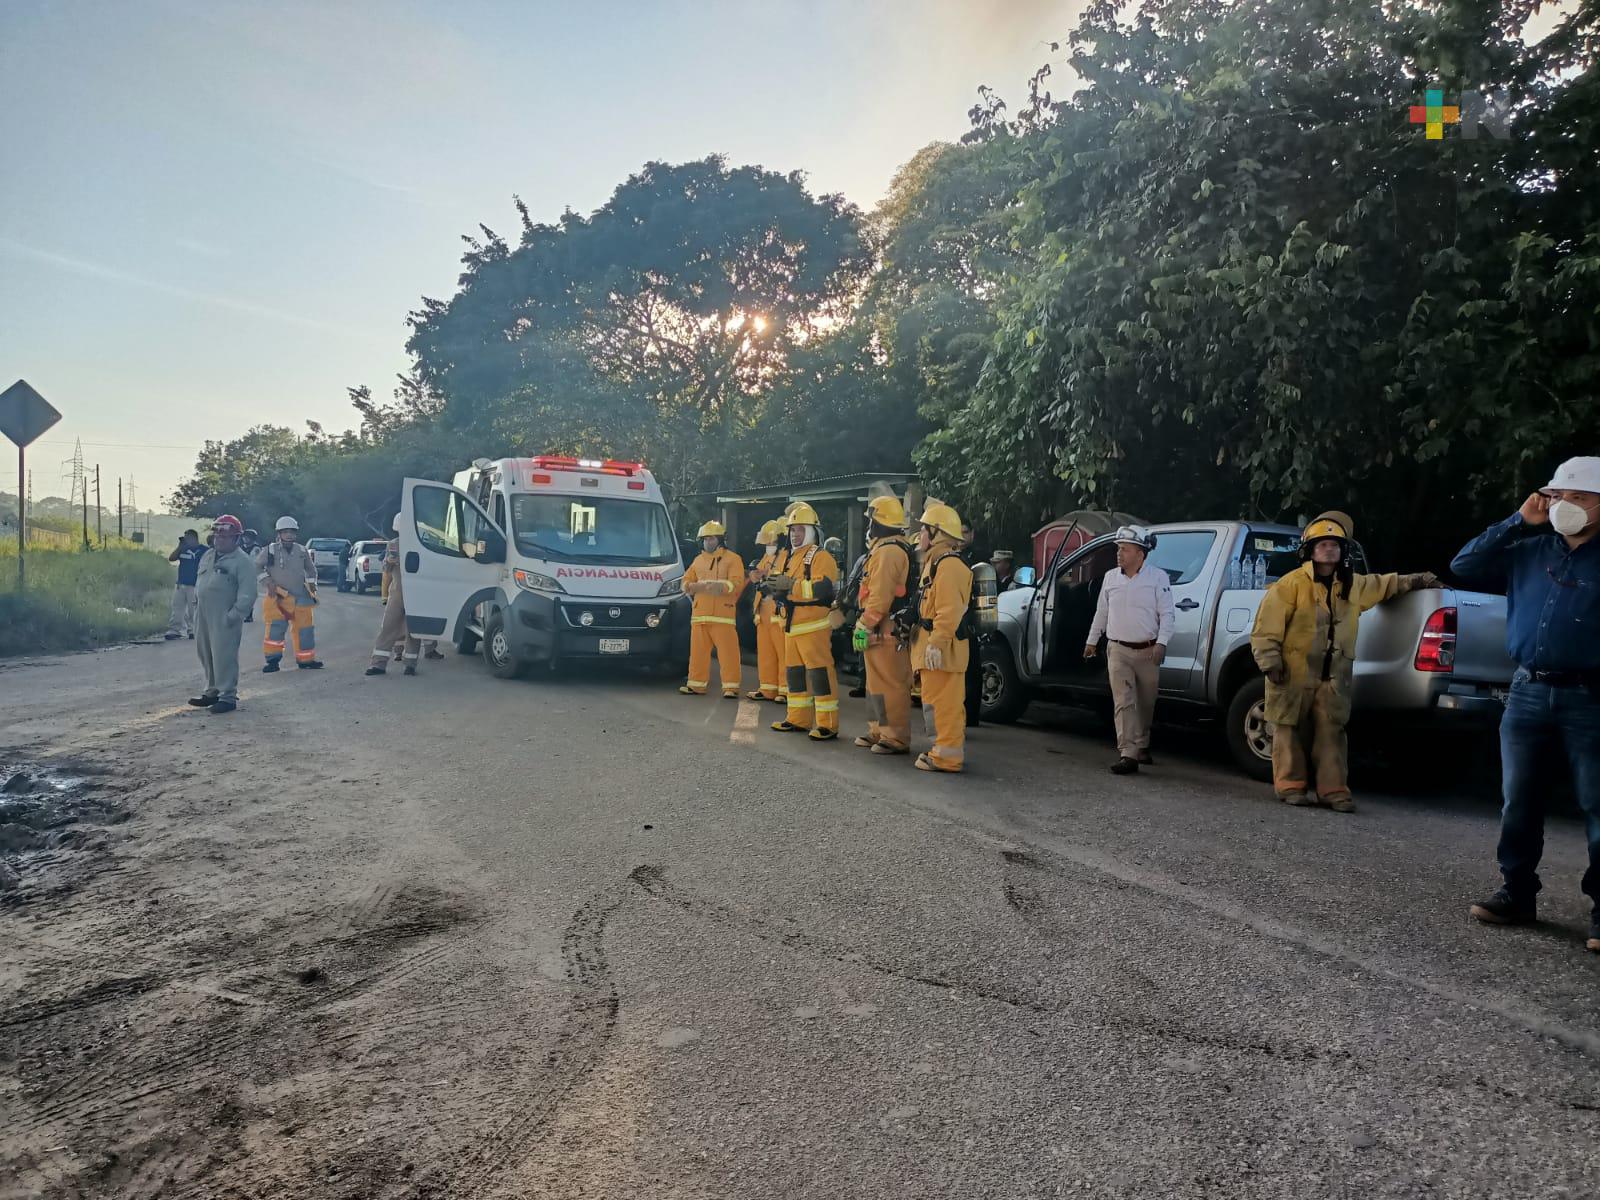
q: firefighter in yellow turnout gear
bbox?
[680,521,746,698]
[745,519,788,702]
[1250,511,1438,811]
[770,504,840,740]
[913,502,974,773]
[853,495,914,754]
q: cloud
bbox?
[0,236,387,342]
[174,237,231,258]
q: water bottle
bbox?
[1254,554,1268,588]
[1227,558,1241,590]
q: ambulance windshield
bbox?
[511,494,677,565]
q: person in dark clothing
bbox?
[1454,458,1600,954]
[165,529,205,640]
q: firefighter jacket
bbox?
[255,542,316,602]
[859,536,913,635]
[1250,562,1432,725]
[782,544,839,635]
[684,547,746,623]
[913,544,973,673]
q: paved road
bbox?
[2,592,1597,1199]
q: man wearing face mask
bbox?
[770,503,840,740]
[1454,457,1600,953]
[680,520,746,699]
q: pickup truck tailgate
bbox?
[1351,587,1513,712]
[1449,590,1514,684]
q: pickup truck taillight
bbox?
[1414,607,1457,672]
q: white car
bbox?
[343,540,388,594]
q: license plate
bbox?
[598,638,629,654]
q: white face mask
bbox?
[700,538,718,553]
[1549,499,1593,537]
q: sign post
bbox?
[0,379,64,591]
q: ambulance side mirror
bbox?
[1015,566,1036,587]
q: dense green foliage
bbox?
[173,0,1598,567]
[0,546,171,656]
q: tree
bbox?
[405,157,875,496]
[905,0,1600,566]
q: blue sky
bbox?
[0,0,1073,506]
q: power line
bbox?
[35,438,202,451]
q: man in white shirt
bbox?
[1084,526,1174,775]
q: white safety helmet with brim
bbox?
[1540,456,1600,497]
[1112,525,1156,553]
[275,515,300,532]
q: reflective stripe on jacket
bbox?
[684,547,746,623]
[1250,561,1429,724]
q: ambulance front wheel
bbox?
[482,611,528,679]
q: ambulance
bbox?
[396,456,690,677]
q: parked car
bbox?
[306,537,350,585]
[343,540,388,594]
[980,520,1514,779]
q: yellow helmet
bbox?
[919,501,963,541]
[697,520,726,539]
[1299,510,1353,559]
[788,502,820,526]
[755,520,781,546]
[866,494,906,528]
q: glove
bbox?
[1266,665,1287,686]
[852,624,870,653]
[924,644,944,671]
[1416,572,1442,589]
[713,579,735,593]
[827,608,847,630]
[765,575,794,595]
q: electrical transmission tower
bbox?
[61,438,85,508]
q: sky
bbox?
[0,0,1076,507]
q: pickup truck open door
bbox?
[397,478,506,643]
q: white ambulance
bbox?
[397,456,690,677]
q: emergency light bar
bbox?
[528,454,646,483]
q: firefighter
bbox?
[367,515,421,676]
[256,515,322,672]
[1250,511,1438,811]
[746,519,787,701]
[852,494,914,754]
[680,520,746,698]
[771,503,840,739]
[913,502,974,772]
[187,515,257,714]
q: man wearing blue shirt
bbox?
[165,529,205,640]
[1452,457,1600,953]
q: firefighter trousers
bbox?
[863,637,912,749]
[753,610,784,699]
[919,667,966,770]
[264,594,317,665]
[1271,682,1349,801]
[370,579,419,668]
[687,617,741,696]
[781,622,837,732]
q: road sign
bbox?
[0,379,61,448]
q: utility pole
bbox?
[94,464,102,546]
[118,477,124,538]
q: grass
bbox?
[0,544,174,656]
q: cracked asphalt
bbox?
[2,592,1597,1199]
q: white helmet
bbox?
[1541,457,1600,496]
[393,513,404,533]
[1113,524,1156,552]
[275,515,299,532]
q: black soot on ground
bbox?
[0,762,127,897]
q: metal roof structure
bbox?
[713,471,918,505]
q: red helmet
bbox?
[211,514,244,536]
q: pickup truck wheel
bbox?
[482,611,527,679]
[979,640,1030,724]
[355,575,367,595]
[1225,675,1275,782]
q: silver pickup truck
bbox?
[980,520,1514,778]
